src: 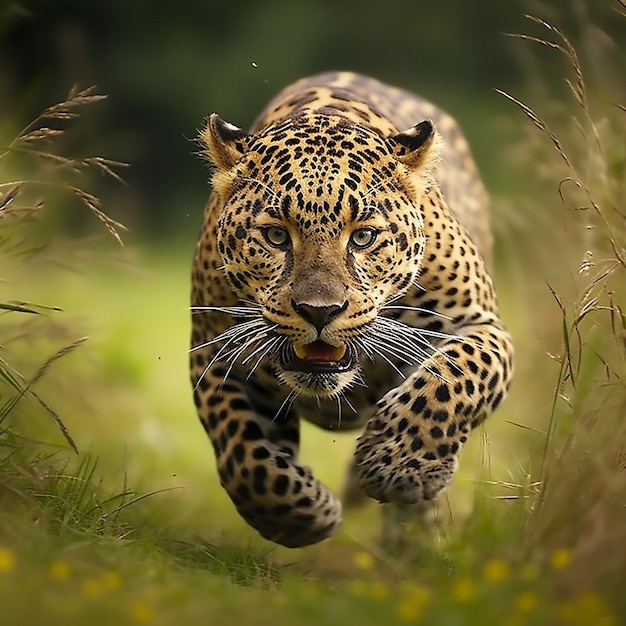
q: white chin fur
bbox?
[278,369,356,399]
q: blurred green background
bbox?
[2,0,624,239]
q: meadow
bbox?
[1,12,624,626]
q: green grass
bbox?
[1,12,625,626]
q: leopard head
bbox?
[201,112,440,398]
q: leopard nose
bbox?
[291,300,348,333]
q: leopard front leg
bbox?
[191,348,342,548]
[354,322,513,504]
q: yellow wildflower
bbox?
[131,601,155,623]
[102,570,122,590]
[556,592,617,626]
[82,577,103,599]
[0,547,16,573]
[483,559,510,583]
[396,598,424,623]
[549,548,572,570]
[515,591,538,613]
[49,561,71,581]
[354,550,375,571]
[577,593,617,626]
[452,577,474,602]
[396,584,431,622]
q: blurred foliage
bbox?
[1,0,624,237]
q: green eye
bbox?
[262,225,290,248]
[349,227,378,249]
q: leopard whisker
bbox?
[194,362,212,393]
[384,293,407,305]
[385,317,485,365]
[217,323,279,380]
[193,320,272,390]
[192,326,268,366]
[379,318,460,383]
[220,332,273,390]
[367,335,449,384]
[343,394,357,414]
[222,330,271,367]
[331,392,357,430]
[353,372,368,389]
[190,318,268,353]
[412,278,428,292]
[189,305,263,318]
[364,335,415,367]
[273,388,299,422]
[241,332,280,366]
[376,315,458,344]
[246,336,285,380]
[335,396,342,429]
[279,340,292,367]
[328,384,355,402]
[352,336,376,362]
[194,331,252,390]
[372,324,434,361]
[370,320,435,362]
[194,341,242,392]
[358,338,407,379]
[381,304,452,320]
[370,317,456,383]
[407,332,469,377]
[347,368,368,389]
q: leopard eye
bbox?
[262,225,290,248]
[349,227,378,249]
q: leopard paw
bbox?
[353,437,459,504]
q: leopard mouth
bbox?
[283,340,354,373]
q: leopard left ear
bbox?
[390,120,437,169]
[201,113,250,170]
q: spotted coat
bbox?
[190,72,514,548]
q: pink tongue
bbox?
[302,341,343,362]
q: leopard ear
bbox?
[390,120,438,169]
[201,113,249,169]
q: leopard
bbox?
[190,71,514,549]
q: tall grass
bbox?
[496,8,626,610]
[0,86,126,239]
[0,86,127,451]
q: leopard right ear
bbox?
[390,120,438,170]
[201,113,249,169]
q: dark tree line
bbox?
[1,0,623,235]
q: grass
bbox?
[1,9,625,626]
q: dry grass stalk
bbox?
[0,85,128,244]
[1,86,127,450]
[503,9,626,601]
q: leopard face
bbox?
[208,114,435,398]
